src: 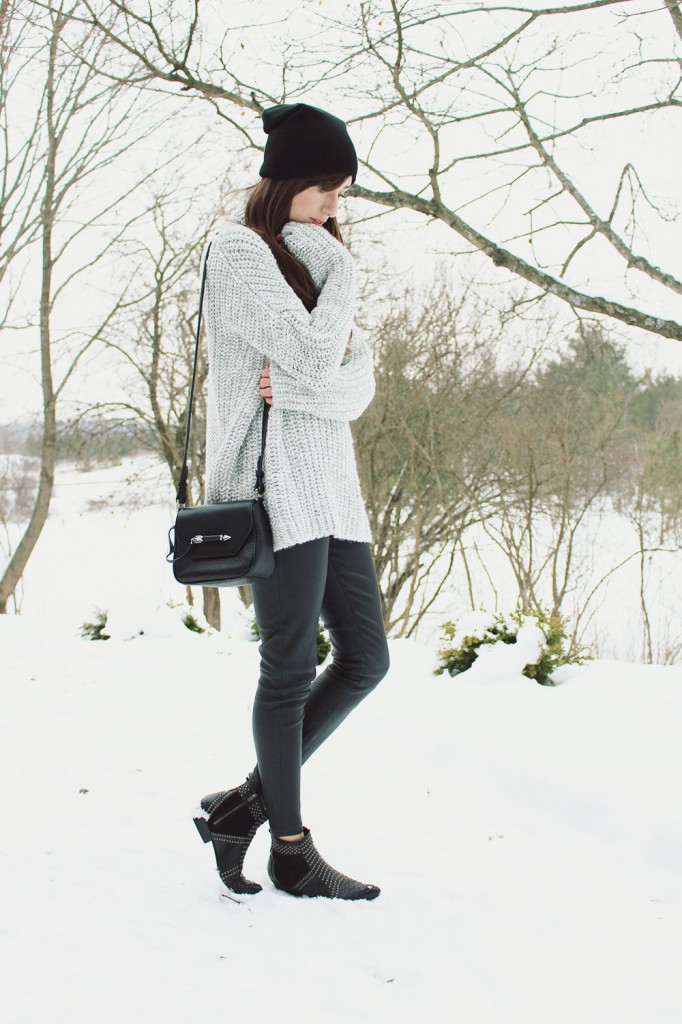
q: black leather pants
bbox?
[249,536,390,837]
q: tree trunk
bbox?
[203,586,220,630]
[0,23,58,613]
[0,409,56,613]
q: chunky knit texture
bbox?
[203,216,376,552]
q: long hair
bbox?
[243,172,352,311]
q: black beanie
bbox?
[258,102,358,184]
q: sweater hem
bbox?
[270,514,372,553]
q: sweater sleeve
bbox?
[206,224,355,390]
[267,321,376,422]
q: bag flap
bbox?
[174,501,256,558]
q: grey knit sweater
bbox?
[203,217,376,552]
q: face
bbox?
[289,176,353,225]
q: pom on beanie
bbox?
[258,102,358,184]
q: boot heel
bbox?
[193,815,212,843]
[193,781,268,895]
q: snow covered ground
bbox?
[1,457,680,1023]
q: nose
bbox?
[322,197,338,217]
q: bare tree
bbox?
[0,0,48,325]
[623,384,682,662]
[91,192,227,628]
[56,0,682,343]
[355,264,544,635]
[469,326,638,652]
[0,453,40,613]
[0,2,180,612]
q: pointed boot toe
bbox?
[268,827,380,901]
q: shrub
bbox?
[317,620,332,664]
[79,608,110,641]
[434,608,583,685]
[182,612,206,634]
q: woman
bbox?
[193,103,390,901]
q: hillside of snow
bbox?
[0,457,680,1024]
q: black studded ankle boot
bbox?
[193,771,268,895]
[268,827,380,901]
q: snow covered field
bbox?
[1,458,680,1023]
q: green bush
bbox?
[317,620,332,664]
[182,612,206,634]
[79,608,110,641]
[434,608,583,686]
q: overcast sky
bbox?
[2,0,681,427]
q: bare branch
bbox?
[354,184,682,341]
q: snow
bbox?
[435,610,546,681]
[0,457,680,1023]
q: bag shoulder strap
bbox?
[176,239,270,507]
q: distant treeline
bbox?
[0,417,159,465]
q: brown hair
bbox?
[242,172,351,311]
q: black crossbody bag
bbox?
[166,241,275,587]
